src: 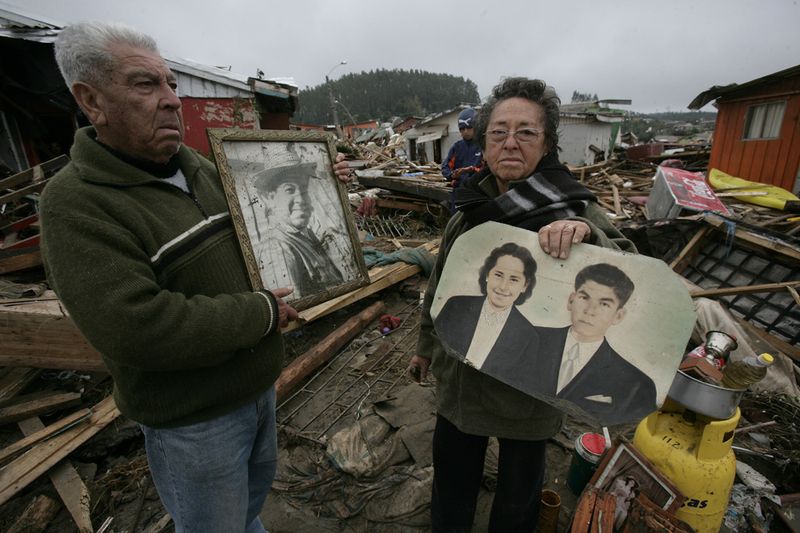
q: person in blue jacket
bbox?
[442,107,483,213]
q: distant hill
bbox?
[294,68,480,124]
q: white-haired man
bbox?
[41,21,351,533]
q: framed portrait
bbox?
[589,437,684,515]
[208,129,369,311]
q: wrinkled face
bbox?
[459,126,474,141]
[483,97,548,192]
[268,181,312,229]
[485,255,529,311]
[567,280,626,342]
[93,44,184,163]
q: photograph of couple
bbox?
[430,222,694,425]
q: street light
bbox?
[325,60,347,138]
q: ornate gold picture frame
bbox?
[208,128,368,311]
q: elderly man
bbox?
[41,22,351,533]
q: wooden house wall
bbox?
[708,78,800,191]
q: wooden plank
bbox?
[0,247,42,274]
[0,391,82,424]
[0,181,48,205]
[6,494,59,533]
[787,285,800,307]
[356,175,450,203]
[670,226,710,273]
[18,416,94,533]
[703,213,800,262]
[276,301,385,402]
[611,185,622,216]
[0,395,119,506]
[0,214,38,236]
[734,316,800,362]
[0,368,41,405]
[0,409,91,463]
[0,308,105,371]
[689,280,800,298]
[375,198,427,212]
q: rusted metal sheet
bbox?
[180,97,258,155]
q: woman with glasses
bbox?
[408,77,636,532]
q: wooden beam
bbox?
[0,391,82,425]
[276,301,385,402]
[0,409,91,463]
[6,494,59,533]
[689,281,800,298]
[0,248,42,275]
[356,175,450,203]
[375,198,427,212]
[0,395,119,506]
[18,416,94,533]
[703,213,800,262]
[734,316,800,362]
[670,226,710,273]
[0,306,105,371]
[0,368,41,405]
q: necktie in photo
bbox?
[558,343,581,392]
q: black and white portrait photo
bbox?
[209,129,368,310]
[430,222,695,425]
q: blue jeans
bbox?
[142,386,278,533]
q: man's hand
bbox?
[538,220,591,259]
[407,355,431,383]
[270,287,299,328]
[333,153,352,183]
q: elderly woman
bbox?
[409,77,635,532]
[434,242,538,376]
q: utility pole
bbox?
[325,60,347,138]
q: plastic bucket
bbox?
[566,432,605,495]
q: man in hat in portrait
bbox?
[252,147,345,299]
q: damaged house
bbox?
[689,63,800,194]
[0,4,299,169]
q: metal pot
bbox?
[666,370,744,420]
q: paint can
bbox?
[566,432,606,495]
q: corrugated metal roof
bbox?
[0,1,62,42]
[688,63,800,110]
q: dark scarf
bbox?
[454,152,597,231]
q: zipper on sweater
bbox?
[185,190,209,218]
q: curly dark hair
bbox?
[475,77,561,153]
[477,242,537,306]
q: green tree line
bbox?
[293,68,480,124]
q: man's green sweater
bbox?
[40,127,282,427]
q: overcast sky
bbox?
[7,0,799,114]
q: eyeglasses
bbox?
[458,125,473,131]
[485,128,542,144]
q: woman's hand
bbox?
[538,221,591,259]
[407,355,431,383]
[333,153,352,183]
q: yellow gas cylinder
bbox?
[633,406,739,533]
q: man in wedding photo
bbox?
[536,263,657,424]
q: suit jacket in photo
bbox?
[433,295,540,381]
[535,326,657,425]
